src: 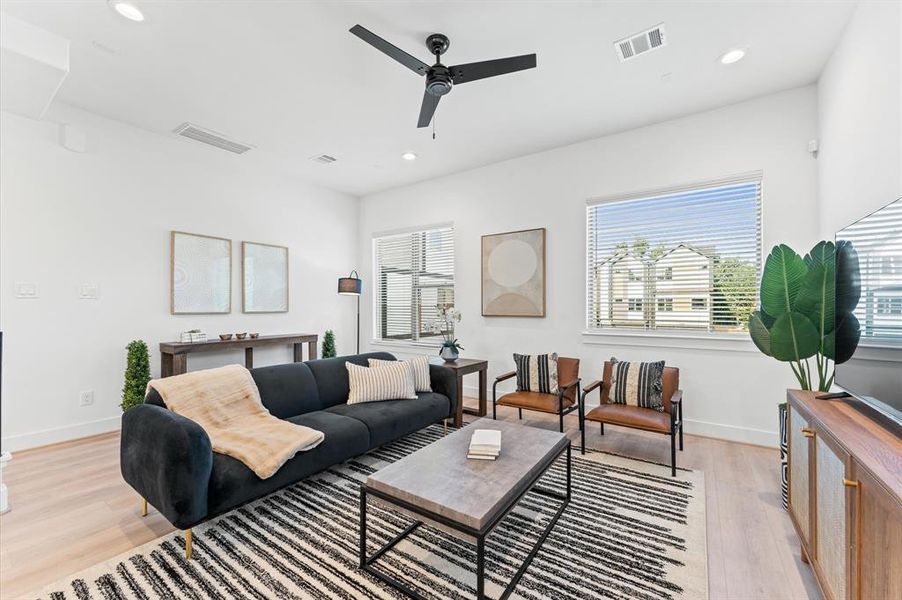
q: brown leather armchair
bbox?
[492,357,581,432]
[580,361,684,476]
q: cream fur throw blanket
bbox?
[148,364,324,479]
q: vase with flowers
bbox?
[432,307,463,362]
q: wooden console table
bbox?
[160,333,318,377]
[431,357,488,427]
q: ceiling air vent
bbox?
[309,154,337,164]
[614,24,666,62]
[173,123,252,154]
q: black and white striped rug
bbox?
[37,425,707,599]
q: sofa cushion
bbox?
[250,362,321,418]
[325,392,450,448]
[206,410,369,518]
[306,352,396,408]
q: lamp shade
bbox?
[338,272,362,295]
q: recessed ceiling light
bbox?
[719,48,746,65]
[402,152,417,161]
[109,1,145,22]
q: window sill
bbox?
[370,339,442,351]
[581,329,758,353]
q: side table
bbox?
[431,357,488,427]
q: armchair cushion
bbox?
[513,353,559,394]
[584,403,671,433]
[607,358,666,412]
[497,390,575,414]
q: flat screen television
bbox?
[833,197,902,422]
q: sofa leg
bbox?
[141,498,148,517]
[185,528,193,560]
[443,419,448,435]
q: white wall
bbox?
[0,104,360,451]
[360,86,821,447]
[817,0,902,236]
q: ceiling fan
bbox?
[350,25,537,129]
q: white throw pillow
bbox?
[346,361,416,404]
[369,356,432,392]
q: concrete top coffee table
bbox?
[359,418,571,600]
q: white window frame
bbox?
[370,223,455,348]
[583,172,764,352]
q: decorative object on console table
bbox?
[431,306,462,362]
[242,241,289,313]
[481,227,546,317]
[159,333,318,377]
[322,329,337,358]
[430,357,488,427]
[121,340,151,411]
[170,231,231,314]
[338,271,362,354]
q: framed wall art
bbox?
[170,231,232,314]
[242,241,289,313]
[481,227,546,317]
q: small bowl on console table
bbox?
[219,334,233,341]
[249,333,260,339]
[235,332,248,340]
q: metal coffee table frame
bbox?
[359,443,571,600]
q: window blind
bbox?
[837,198,902,340]
[374,226,454,342]
[587,176,762,332]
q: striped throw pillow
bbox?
[346,361,416,405]
[609,359,665,412]
[513,353,559,394]
[369,356,432,392]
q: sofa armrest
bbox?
[120,404,213,529]
[429,363,459,418]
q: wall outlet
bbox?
[79,390,94,407]
[79,283,100,299]
[14,282,38,299]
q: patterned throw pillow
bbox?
[369,356,432,392]
[608,358,665,411]
[346,361,416,404]
[513,353,559,394]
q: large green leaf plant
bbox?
[749,241,860,391]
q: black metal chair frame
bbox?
[491,371,582,432]
[579,381,684,476]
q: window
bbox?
[587,175,762,332]
[374,226,454,342]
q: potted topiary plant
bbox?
[121,340,152,411]
[322,329,337,358]
[748,240,860,508]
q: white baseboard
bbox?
[465,384,778,448]
[1,416,121,452]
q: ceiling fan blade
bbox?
[449,54,536,84]
[349,25,429,76]
[417,91,441,128]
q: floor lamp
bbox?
[338,271,362,354]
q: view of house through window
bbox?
[374,226,455,342]
[586,177,762,332]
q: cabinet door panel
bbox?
[815,432,849,600]
[789,406,812,543]
[856,464,902,600]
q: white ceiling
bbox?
[1,1,856,196]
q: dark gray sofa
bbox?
[120,352,457,530]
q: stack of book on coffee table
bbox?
[468,429,502,461]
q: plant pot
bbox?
[779,402,788,511]
[439,345,459,363]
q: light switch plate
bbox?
[14,282,38,299]
[79,391,94,406]
[79,283,100,299]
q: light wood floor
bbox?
[0,404,821,599]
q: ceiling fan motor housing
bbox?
[426,65,453,96]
